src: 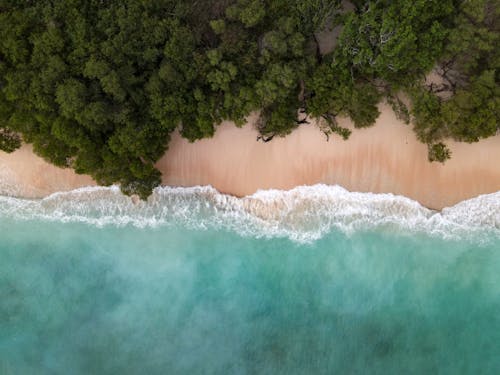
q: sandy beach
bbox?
[1,103,499,209]
[0,144,95,198]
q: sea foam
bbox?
[0,184,498,243]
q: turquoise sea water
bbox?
[1,186,499,374]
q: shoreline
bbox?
[1,103,499,210]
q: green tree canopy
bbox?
[0,0,498,197]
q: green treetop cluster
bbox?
[0,0,498,198]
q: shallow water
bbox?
[1,186,499,374]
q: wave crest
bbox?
[0,185,499,242]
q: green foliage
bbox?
[307,61,381,131]
[0,128,21,153]
[428,142,451,163]
[410,88,447,144]
[387,95,410,124]
[444,71,500,142]
[410,0,499,157]
[293,0,341,34]
[0,0,498,196]
[338,0,454,86]
[443,0,499,77]
[227,0,266,28]
[209,19,226,35]
[0,0,177,198]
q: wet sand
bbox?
[1,104,499,209]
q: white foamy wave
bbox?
[0,184,499,243]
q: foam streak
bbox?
[0,185,498,243]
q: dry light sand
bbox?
[1,103,499,210]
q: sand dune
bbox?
[1,103,499,209]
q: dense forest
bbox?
[0,0,499,198]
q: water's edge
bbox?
[1,184,498,243]
[1,185,499,374]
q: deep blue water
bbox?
[0,187,499,374]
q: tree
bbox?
[443,71,499,142]
[428,142,451,163]
[0,0,497,198]
[338,0,454,87]
[0,128,21,153]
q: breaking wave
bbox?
[0,185,499,243]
